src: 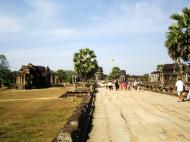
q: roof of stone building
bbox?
[162,64,176,70]
[128,75,141,78]
[161,63,190,73]
[18,63,49,75]
[151,71,160,74]
[120,70,126,74]
[35,66,46,72]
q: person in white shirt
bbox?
[175,77,185,102]
[185,90,190,101]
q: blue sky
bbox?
[0,0,189,75]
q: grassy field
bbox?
[0,87,74,100]
[0,87,82,142]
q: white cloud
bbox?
[0,15,21,33]
[84,0,169,36]
[0,0,60,35]
[25,0,58,17]
[49,27,76,36]
[5,46,75,71]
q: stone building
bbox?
[50,71,60,86]
[149,63,190,84]
[149,71,160,82]
[16,63,59,89]
[127,75,141,82]
[119,70,127,81]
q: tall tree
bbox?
[165,7,190,62]
[0,54,9,69]
[73,48,98,81]
[56,69,66,82]
[108,67,120,80]
[140,74,149,81]
[0,54,12,86]
[65,70,75,83]
[156,65,163,72]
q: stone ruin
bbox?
[149,63,190,85]
[95,67,104,81]
[119,70,127,81]
[142,63,190,95]
[15,63,60,89]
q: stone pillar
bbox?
[187,74,189,82]
[20,76,22,85]
[55,76,58,84]
[22,76,23,85]
[51,75,53,84]
[16,76,19,85]
[161,74,164,84]
[17,77,19,85]
[23,76,26,85]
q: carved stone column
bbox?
[20,76,22,85]
[23,76,26,85]
[51,75,53,84]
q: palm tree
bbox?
[165,7,190,63]
[73,48,98,81]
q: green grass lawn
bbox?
[0,87,82,142]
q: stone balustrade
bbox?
[52,88,95,142]
[140,82,189,96]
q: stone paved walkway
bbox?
[87,88,190,142]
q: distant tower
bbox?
[95,67,104,81]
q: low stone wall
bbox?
[140,82,189,96]
[59,91,89,98]
[52,90,95,142]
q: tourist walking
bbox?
[115,80,119,91]
[133,80,138,90]
[108,81,113,91]
[175,77,185,102]
[127,82,131,90]
[185,90,190,101]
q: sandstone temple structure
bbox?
[119,70,127,81]
[95,67,104,81]
[16,63,59,89]
[150,63,190,85]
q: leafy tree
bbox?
[0,69,12,86]
[108,67,120,80]
[56,69,66,82]
[56,69,75,83]
[165,7,190,62]
[140,74,149,81]
[156,65,163,72]
[73,48,98,81]
[65,70,75,83]
[0,54,12,86]
[0,54,9,69]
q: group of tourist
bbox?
[104,77,190,102]
[105,80,142,91]
[175,77,190,102]
[106,80,125,91]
